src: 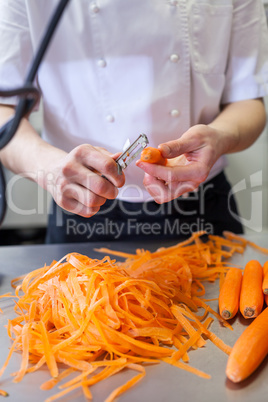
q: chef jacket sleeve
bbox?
[222,0,268,104]
[0,0,35,107]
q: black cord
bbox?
[26,0,70,84]
[0,166,6,227]
[0,85,40,149]
[0,0,71,226]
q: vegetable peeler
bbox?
[115,133,149,174]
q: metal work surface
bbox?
[0,236,268,402]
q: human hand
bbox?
[42,144,125,217]
[136,124,223,203]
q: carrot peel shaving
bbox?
[1,231,261,400]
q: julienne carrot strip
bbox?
[0,293,13,299]
[193,298,233,331]
[171,328,203,362]
[87,248,135,259]
[58,366,98,389]
[105,370,146,402]
[40,368,75,391]
[208,235,245,254]
[205,330,232,355]
[82,382,93,400]
[1,231,268,401]
[0,389,9,397]
[239,260,264,319]
[39,321,59,378]
[223,231,268,255]
[161,357,211,379]
[8,329,23,350]
[13,323,30,383]
[173,335,190,362]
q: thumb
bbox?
[111,151,122,160]
[159,136,194,158]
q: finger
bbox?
[143,174,199,203]
[111,151,122,160]
[66,166,120,199]
[167,180,199,194]
[61,152,123,197]
[143,174,170,203]
[143,174,186,204]
[70,145,125,187]
[159,128,204,158]
[59,197,101,218]
[137,160,209,184]
[56,182,107,212]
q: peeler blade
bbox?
[116,134,149,174]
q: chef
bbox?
[0,0,268,243]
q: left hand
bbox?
[136,124,223,203]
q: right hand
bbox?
[41,144,125,217]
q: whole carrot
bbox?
[239,260,263,319]
[226,307,268,382]
[219,268,242,320]
[262,260,268,295]
[140,147,167,165]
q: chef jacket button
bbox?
[106,114,115,123]
[91,3,100,13]
[97,59,107,68]
[170,54,180,63]
[169,0,178,5]
[170,109,180,118]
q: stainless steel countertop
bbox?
[0,236,268,402]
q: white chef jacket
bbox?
[0,0,268,202]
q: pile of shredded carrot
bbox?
[0,231,267,401]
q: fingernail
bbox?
[159,144,171,156]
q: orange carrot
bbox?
[140,147,167,165]
[218,268,243,320]
[239,260,264,319]
[0,390,9,397]
[262,260,268,295]
[226,306,268,382]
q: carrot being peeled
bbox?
[239,260,263,319]
[219,268,242,320]
[226,307,268,383]
[140,147,167,165]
